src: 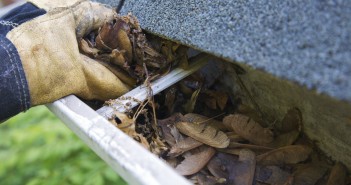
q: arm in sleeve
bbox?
[0,3,45,121]
[0,35,30,121]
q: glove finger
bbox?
[77,54,130,100]
[73,1,116,39]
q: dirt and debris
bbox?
[82,14,350,185]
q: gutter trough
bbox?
[47,58,208,185]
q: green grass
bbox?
[0,106,127,185]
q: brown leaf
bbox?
[96,19,132,62]
[237,104,264,124]
[79,39,100,57]
[226,132,246,142]
[228,141,273,151]
[268,108,302,148]
[196,173,226,185]
[257,145,312,166]
[207,155,228,179]
[223,114,273,145]
[277,108,302,133]
[175,146,216,175]
[204,91,228,110]
[327,162,347,185]
[231,149,256,185]
[168,137,203,157]
[183,88,201,113]
[255,165,291,185]
[164,86,177,113]
[267,130,300,148]
[176,121,230,148]
[158,113,183,146]
[111,112,150,149]
[182,113,228,131]
[291,164,328,185]
[205,97,217,110]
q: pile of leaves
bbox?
[108,73,350,185]
[83,13,350,185]
[80,13,187,88]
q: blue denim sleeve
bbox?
[0,3,45,121]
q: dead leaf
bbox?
[182,113,228,131]
[291,164,328,185]
[176,121,230,148]
[255,165,291,185]
[96,19,132,61]
[110,112,150,149]
[231,149,256,185]
[175,146,216,175]
[158,113,183,146]
[267,130,300,148]
[207,155,228,179]
[205,97,217,110]
[196,173,226,185]
[228,141,273,151]
[183,88,201,113]
[277,108,302,133]
[223,114,273,145]
[164,86,177,113]
[226,132,246,142]
[257,145,312,166]
[237,104,264,124]
[79,39,100,57]
[326,162,347,185]
[217,148,242,156]
[204,91,228,111]
[168,137,203,157]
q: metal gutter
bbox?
[47,95,191,185]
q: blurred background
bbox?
[1,1,126,184]
[0,106,127,185]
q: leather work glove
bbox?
[6,0,130,106]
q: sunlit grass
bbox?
[0,106,127,185]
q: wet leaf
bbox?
[168,137,203,157]
[326,162,347,185]
[257,145,312,166]
[175,146,216,175]
[291,164,328,185]
[255,165,291,185]
[223,114,273,145]
[231,149,256,185]
[175,121,230,148]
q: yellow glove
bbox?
[6,0,130,106]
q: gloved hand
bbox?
[6,0,130,106]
